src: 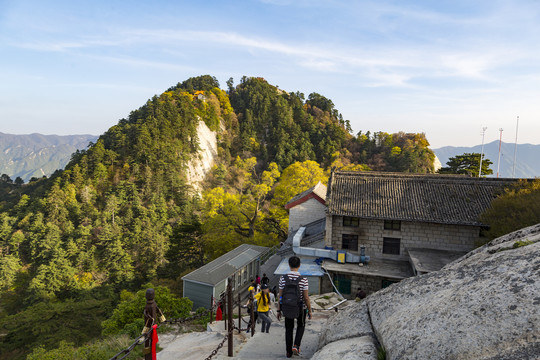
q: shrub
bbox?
[101,284,192,336]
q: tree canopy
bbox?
[479,179,540,240]
[438,152,493,177]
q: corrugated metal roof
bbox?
[327,171,516,226]
[182,244,269,285]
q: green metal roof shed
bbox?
[182,244,269,309]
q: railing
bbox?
[259,244,280,265]
[109,278,255,360]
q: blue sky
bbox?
[1,0,539,148]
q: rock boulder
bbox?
[314,224,540,359]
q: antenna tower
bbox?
[497,128,503,178]
[479,126,487,177]
[512,116,519,178]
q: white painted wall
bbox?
[288,198,326,232]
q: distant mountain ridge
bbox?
[433,141,540,178]
[0,132,97,182]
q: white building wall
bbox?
[288,198,326,232]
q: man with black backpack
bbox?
[277,256,312,358]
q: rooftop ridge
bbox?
[333,170,519,183]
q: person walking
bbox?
[254,283,272,333]
[261,273,269,285]
[277,256,312,358]
[245,280,259,332]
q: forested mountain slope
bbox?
[0,75,437,359]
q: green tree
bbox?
[0,254,21,290]
[0,298,111,357]
[272,160,327,207]
[202,158,280,257]
[438,153,493,177]
[479,179,540,241]
[101,285,192,336]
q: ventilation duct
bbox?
[292,227,370,264]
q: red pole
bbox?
[150,325,158,360]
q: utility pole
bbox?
[512,116,519,178]
[479,127,487,177]
[497,128,503,178]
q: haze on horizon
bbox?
[1,0,539,149]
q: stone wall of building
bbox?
[288,198,326,232]
[326,215,480,261]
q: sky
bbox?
[1,0,539,149]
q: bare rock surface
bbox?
[185,120,217,192]
[316,224,540,360]
[311,336,377,360]
[317,301,374,348]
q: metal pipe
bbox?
[327,299,347,310]
[321,268,344,299]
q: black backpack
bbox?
[281,275,303,319]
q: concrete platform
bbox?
[321,257,414,280]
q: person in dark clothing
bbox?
[355,287,367,300]
[277,256,312,358]
[261,273,269,285]
[271,285,278,300]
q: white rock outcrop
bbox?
[315,224,540,360]
[185,121,218,192]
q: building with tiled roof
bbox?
[319,171,517,297]
[285,181,327,232]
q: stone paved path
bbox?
[157,293,343,360]
[222,311,330,359]
[157,310,331,359]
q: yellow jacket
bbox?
[254,292,271,312]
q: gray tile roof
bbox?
[285,181,327,209]
[327,171,517,226]
[182,244,269,286]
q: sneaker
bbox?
[292,346,300,356]
[286,353,292,358]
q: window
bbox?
[384,220,401,231]
[343,216,359,227]
[383,237,401,255]
[342,234,358,251]
[333,274,352,294]
[242,266,247,283]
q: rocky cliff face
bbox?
[314,224,540,360]
[185,121,218,192]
